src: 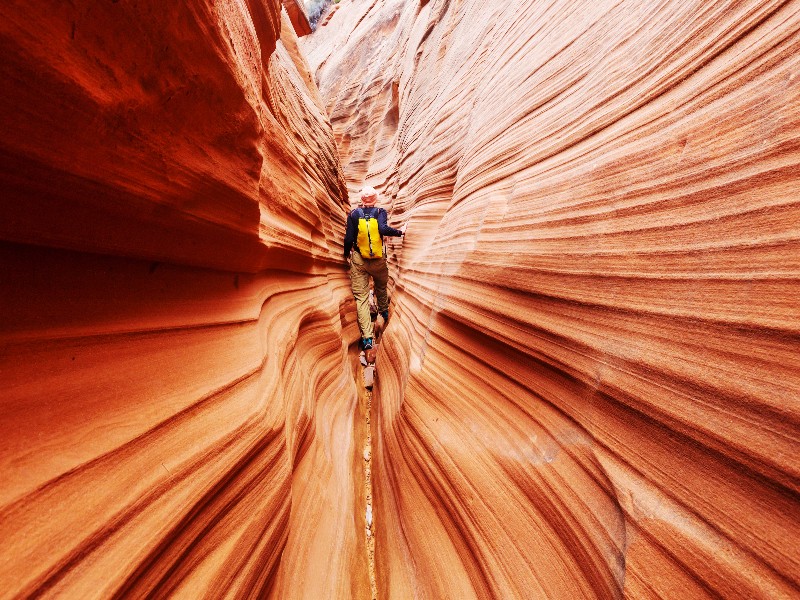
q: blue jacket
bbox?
[343,207,402,258]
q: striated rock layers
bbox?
[304,0,800,598]
[1,2,367,598]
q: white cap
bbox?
[360,185,378,199]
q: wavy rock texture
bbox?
[304,0,800,598]
[0,2,367,598]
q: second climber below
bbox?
[343,185,406,352]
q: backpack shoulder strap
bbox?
[355,207,365,219]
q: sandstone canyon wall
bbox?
[303,0,800,598]
[0,2,368,598]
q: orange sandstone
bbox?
[304,0,800,598]
[0,1,366,598]
[1,0,798,598]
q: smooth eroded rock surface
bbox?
[0,2,366,598]
[303,1,800,598]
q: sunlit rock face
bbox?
[0,2,366,598]
[304,1,800,598]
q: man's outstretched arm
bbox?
[377,209,403,237]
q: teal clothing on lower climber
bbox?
[349,252,389,340]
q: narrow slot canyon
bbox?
[1,1,798,599]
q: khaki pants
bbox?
[349,252,389,340]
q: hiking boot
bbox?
[361,337,374,351]
[365,346,377,364]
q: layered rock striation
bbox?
[304,0,800,598]
[2,0,799,597]
[0,2,367,598]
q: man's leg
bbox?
[350,253,374,340]
[370,257,390,314]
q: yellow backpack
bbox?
[355,207,383,258]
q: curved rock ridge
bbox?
[1,2,367,598]
[303,0,800,598]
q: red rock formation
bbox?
[3,0,799,597]
[282,0,313,37]
[304,1,800,598]
[0,2,367,598]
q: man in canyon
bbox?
[343,186,406,352]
